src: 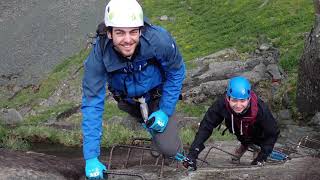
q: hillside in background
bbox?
[144,0,314,72]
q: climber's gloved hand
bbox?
[85,157,107,179]
[146,110,168,133]
[182,155,197,171]
[269,150,289,161]
[251,152,267,166]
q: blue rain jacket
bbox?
[82,24,186,160]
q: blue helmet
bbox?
[226,76,251,99]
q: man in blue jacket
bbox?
[82,0,186,178]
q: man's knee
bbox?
[157,143,181,157]
[153,133,182,157]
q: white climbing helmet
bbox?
[104,0,144,27]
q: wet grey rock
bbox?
[308,112,320,126]
[259,47,280,65]
[183,79,228,104]
[0,0,105,87]
[194,48,240,65]
[278,109,292,120]
[0,148,84,180]
[1,167,67,180]
[267,64,283,80]
[241,62,267,82]
[280,125,317,143]
[0,108,23,125]
[259,43,271,51]
[183,46,281,104]
[192,59,260,82]
[178,141,320,180]
[159,15,168,21]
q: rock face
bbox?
[308,112,320,127]
[182,46,283,104]
[296,2,320,119]
[0,0,105,87]
[178,141,320,180]
[0,149,84,180]
[2,141,319,180]
[180,157,320,180]
[0,108,23,125]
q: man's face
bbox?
[228,97,250,114]
[107,27,141,59]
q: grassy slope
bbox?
[0,0,315,149]
[143,0,314,71]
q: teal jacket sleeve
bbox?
[155,27,186,116]
[82,37,107,160]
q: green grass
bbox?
[176,101,208,118]
[103,102,127,120]
[101,123,149,147]
[0,125,82,149]
[0,125,7,142]
[143,0,314,72]
[23,103,76,125]
[0,123,144,149]
[0,136,30,150]
[8,125,81,147]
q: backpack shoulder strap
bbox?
[96,22,108,55]
[143,17,152,26]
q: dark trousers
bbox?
[117,98,183,157]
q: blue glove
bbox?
[146,110,168,133]
[85,157,107,179]
[175,152,187,162]
[270,150,288,161]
